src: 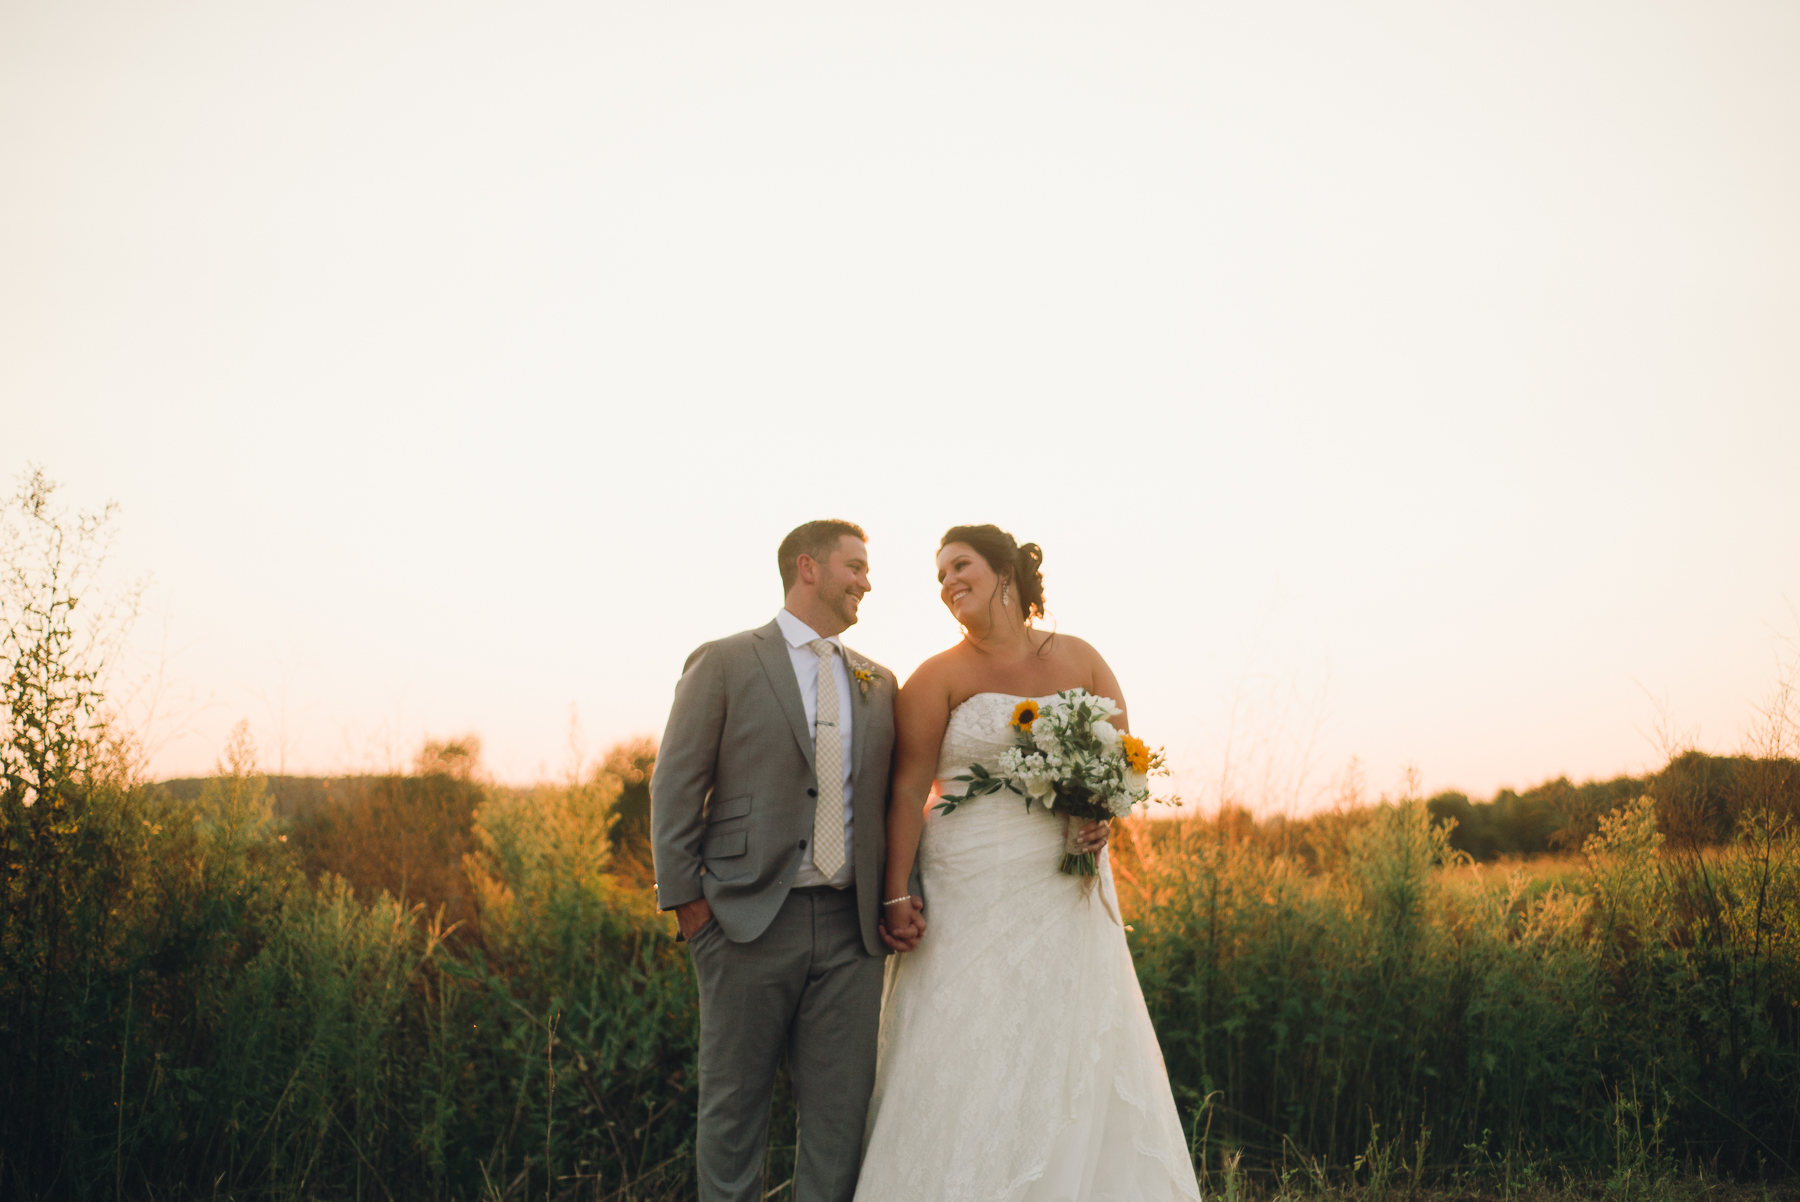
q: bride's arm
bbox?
[880,667,951,950]
[1088,646,1131,733]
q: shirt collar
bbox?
[775,608,844,654]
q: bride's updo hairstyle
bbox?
[939,525,1047,621]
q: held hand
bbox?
[674,897,713,940]
[1077,819,1110,854]
[879,896,927,953]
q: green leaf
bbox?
[932,766,1020,814]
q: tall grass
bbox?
[2,720,697,1201]
[1114,796,1800,1184]
[5,746,1796,1199]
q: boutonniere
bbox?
[850,663,882,697]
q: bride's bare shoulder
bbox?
[1040,632,1126,712]
[896,649,969,730]
[1038,631,1120,694]
[903,645,996,717]
[902,645,965,689]
[899,646,969,705]
[1037,629,1103,664]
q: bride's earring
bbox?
[1002,582,1010,607]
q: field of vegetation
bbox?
[4,473,1799,1201]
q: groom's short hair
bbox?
[778,520,867,592]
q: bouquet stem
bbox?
[1060,815,1099,877]
[1059,850,1100,876]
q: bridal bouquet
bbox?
[936,689,1166,876]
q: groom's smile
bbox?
[813,535,871,632]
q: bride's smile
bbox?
[936,547,997,629]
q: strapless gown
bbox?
[854,694,1201,1202]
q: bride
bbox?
[856,525,1201,1202]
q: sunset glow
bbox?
[3,1,1796,808]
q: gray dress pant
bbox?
[688,886,884,1202]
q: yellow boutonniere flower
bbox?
[1009,699,1040,732]
[851,665,881,697]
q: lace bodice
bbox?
[935,692,1053,784]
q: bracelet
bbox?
[883,895,913,906]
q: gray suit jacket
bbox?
[651,619,897,957]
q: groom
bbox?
[651,519,919,1202]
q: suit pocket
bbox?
[701,830,748,859]
[708,794,753,822]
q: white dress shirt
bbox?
[775,608,856,889]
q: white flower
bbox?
[1091,720,1122,749]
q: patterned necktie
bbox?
[808,639,847,879]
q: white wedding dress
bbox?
[855,694,1202,1202]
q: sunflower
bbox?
[1121,733,1152,775]
[1009,699,1040,731]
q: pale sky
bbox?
[4,1,1797,810]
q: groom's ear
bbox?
[793,553,819,586]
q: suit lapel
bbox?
[753,621,815,771]
[846,648,869,795]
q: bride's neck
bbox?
[964,619,1033,658]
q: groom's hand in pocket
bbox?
[674,897,713,941]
